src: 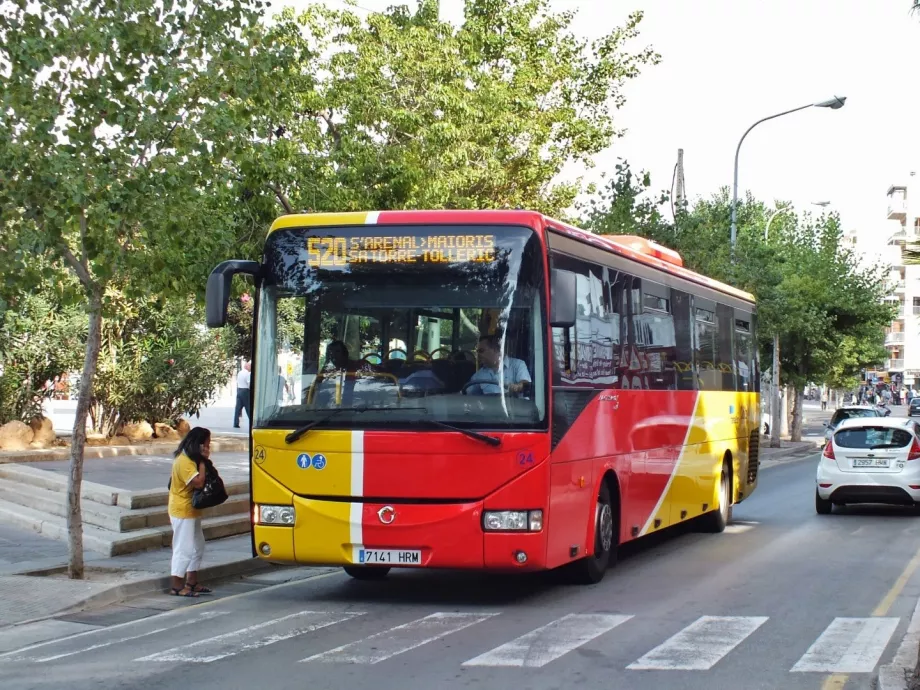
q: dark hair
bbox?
[174,426,211,464]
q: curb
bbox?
[879,597,920,690]
[6,555,274,629]
[0,437,248,464]
[760,441,822,465]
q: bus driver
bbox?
[466,334,531,396]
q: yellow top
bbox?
[168,453,202,519]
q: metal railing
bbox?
[886,332,906,344]
[887,358,905,370]
[888,198,908,217]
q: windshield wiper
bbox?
[410,418,502,447]
[285,406,370,444]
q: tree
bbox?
[231,0,660,225]
[0,0,269,578]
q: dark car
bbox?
[909,398,920,417]
[823,405,882,443]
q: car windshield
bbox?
[835,426,913,449]
[252,224,547,431]
[831,408,879,426]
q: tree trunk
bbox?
[790,385,804,443]
[770,333,781,448]
[67,288,103,580]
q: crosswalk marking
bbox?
[30,611,229,663]
[627,616,768,670]
[462,613,633,668]
[301,612,497,664]
[791,617,900,673]
[137,610,362,663]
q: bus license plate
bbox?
[358,549,422,565]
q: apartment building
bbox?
[880,172,920,389]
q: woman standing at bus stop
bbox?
[167,427,214,597]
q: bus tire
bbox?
[701,460,732,533]
[344,566,391,581]
[568,480,617,585]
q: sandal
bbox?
[170,587,199,597]
[188,583,212,594]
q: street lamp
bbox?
[764,200,832,240]
[730,96,846,254]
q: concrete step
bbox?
[0,479,249,532]
[119,480,249,510]
[0,499,251,557]
[0,464,119,506]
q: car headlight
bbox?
[483,510,543,532]
[254,504,295,526]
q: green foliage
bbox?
[222,292,306,361]
[231,0,659,227]
[0,293,86,423]
[90,295,233,435]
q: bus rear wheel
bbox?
[568,481,617,585]
[344,566,391,581]
[700,460,732,533]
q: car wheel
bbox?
[343,566,391,581]
[816,489,833,515]
[567,481,617,585]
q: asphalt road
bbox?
[4,450,920,690]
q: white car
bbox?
[817,416,920,514]
[822,405,882,444]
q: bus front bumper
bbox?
[252,495,548,572]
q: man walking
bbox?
[233,361,251,428]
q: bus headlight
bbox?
[483,510,543,532]
[255,504,295,525]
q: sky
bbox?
[286,0,920,242]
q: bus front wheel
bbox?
[344,566,390,581]
[568,481,617,585]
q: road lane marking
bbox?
[791,618,900,673]
[626,616,768,671]
[301,612,497,664]
[26,611,229,663]
[461,613,633,668]
[137,610,362,663]
[0,568,345,660]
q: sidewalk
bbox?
[759,436,823,467]
[0,529,272,628]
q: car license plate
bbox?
[853,458,890,468]
[357,549,422,565]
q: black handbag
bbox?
[192,459,228,509]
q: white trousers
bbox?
[170,516,205,577]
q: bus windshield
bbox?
[253,225,547,431]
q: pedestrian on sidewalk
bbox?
[168,426,214,597]
[234,361,251,428]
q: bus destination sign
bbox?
[307,234,496,267]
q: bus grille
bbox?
[748,430,760,484]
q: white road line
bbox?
[627,616,768,671]
[301,612,497,664]
[29,611,229,663]
[461,613,633,668]
[137,610,362,663]
[791,617,900,673]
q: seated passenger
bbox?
[465,334,531,396]
[323,340,373,374]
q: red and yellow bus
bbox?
[206,210,761,584]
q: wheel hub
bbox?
[597,502,613,554]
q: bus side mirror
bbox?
[549,268,576,328]
[206,260,261,328]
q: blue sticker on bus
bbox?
[312,454,327,470]
[296,453,311,469]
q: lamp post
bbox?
[730,96,846,255]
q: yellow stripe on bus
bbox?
[269,212,376,234]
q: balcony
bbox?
[886,332,906,345]
[889,198,907,221]
[888,359,906,371]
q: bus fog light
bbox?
[258,504,295,525]
[515,551,527,564]
[259,543,271,556]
